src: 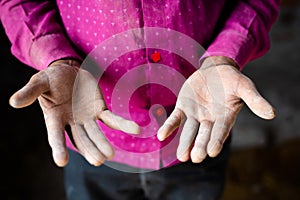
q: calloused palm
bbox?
[158,63,275,163]
[9,60,140,167]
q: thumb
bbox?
[237,76,276,120]
[9,72,49,108]
[97,109,141,135]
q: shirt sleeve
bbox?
[0,0,82,70]
[200,0,281,70]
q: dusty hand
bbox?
[9,59,140,167]
[157,56,275,163]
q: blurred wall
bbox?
[0,23,66,200]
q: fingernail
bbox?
[122,121,140,134]
[92,160,104,167]
[9,97,17,107]
[131,122,141,134]
[53,152,68,167]
[264,109,276,119]
[208,140,222,157]
[157,127,165,141]
[176,151,189,162]
[157,134,164,141]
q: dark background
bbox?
[1,1,300,199]
[0,22,66,200]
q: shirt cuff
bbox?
[29,33,82,70]
[200,30,256,71]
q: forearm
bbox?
[201,0,281,70]
[0,0,81,70]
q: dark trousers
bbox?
[64,137,231,200]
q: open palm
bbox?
[158,64,275,163]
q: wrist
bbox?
[48,58,82,68]
[200,56,239,70]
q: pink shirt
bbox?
[0,0,281,170]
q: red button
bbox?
[155,107,164,117]
[151,51,162,62]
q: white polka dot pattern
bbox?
[58,0,223,170]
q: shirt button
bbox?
[151,51,162,63]
[155,107,164,117]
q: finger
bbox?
[237,76,275,120]
[9,72,49,108]
[97,110,140,135]
[44,113,68,167]
[176,118,199,162]
[71,124,106,166]
[207,117,232,157]
[157,108,183,141]
[190,120,213,163]
[84,121,114,160]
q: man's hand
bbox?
[9,59,140,167]
[157,56,275,163]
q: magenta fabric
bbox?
[0,0,281,169]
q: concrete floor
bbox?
[1,1,299,199]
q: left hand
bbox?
[157,56,276,163]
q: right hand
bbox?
[9,59,140,167]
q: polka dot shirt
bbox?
[1,0,279,169]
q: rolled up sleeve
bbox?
[201,0,281,70]
[0,0,82,70]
